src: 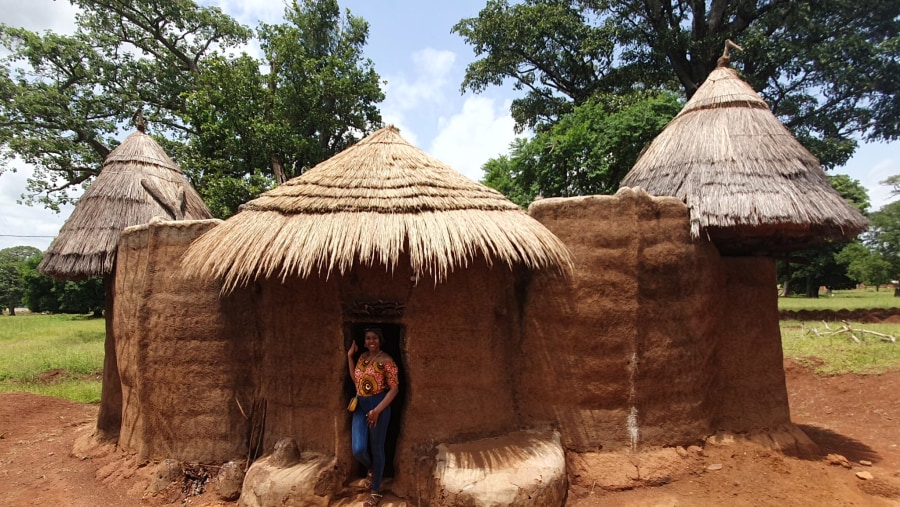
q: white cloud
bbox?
[201,0,284,26]
[0,0,79,34]
[841,142,900,212]
[0,164,73,252]
[428,96,517,182]
[382,48,456,113]
[861,158,899,212]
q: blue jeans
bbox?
[351,391,391,492]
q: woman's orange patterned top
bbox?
[354,354,399,397]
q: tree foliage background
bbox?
[0,0,384,218]
[456,0,900,205]
[0,247,103,315]
[0,246,40,315]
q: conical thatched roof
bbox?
[620,58,868,254]
[182,126,572,291]
[39,129,212,279]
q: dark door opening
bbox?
[344,322,405,478]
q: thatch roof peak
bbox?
[182,126,573,291]
[620,57,868,254]
[39,130,212,279]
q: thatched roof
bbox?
[620,58,869,254]
[182,126,572,291]
[39,129,212,279]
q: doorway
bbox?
[345,322,405,478]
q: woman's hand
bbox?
[366,409,379,427]
[348,341,358,358]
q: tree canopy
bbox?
[0,246,41,315]
[455,0,900,170]
[1,0,384,217]
[777,174,871,297]
[483,90,682,205]
[866,199,900,281]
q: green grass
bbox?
[780,320,900,375]
[1,309,898,406]
[0,313,105,403]
[778,288,900,311]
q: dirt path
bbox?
[1,359,899,506]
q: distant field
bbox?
[778,288,900,311]
[0,314,104,403]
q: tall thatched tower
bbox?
[39,125,212,440]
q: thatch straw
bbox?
[620,58,869,253]
[182,126,572,291]
[39,130,212,279]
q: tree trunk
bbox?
[779,278,792,297]
[894,286,899,297]
[7,305,14,316]
[272,154,287,185]
[805,275,819,298]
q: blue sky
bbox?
[1,0,898,251]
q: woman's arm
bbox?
[367,383,399,427]
[347,341,358,379]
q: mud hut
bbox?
[619,47,869,254]
[105,100,856,502]
[39,124,212,440]
[580,46,869,438]
[173,125,572,502]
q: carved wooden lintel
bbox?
[346,299,405,319]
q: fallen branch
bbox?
[799,320,896,343]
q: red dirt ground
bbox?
[1,358,899,506]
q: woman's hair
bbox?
[364,327,384,343]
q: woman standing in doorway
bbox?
[347,328,399,507]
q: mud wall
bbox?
[108,190,793,499]
[253,274,344,457]
[114,220,259,463]
[716,257,790,430]
[252,258,522,500]
[397,260,522,499]
[521,189,788,451]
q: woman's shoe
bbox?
[363,492,383,507]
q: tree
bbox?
[777,175,871,297]
[455,0,900,168]
[835,242,893,290]
[182,0,384,216]
[483,90,682,204]
[1,0,384,218]
[866,199,900,295]
[0,0,250,210]
[58,278,105,316]
[19,253,105,314]
[0,246,41,315]
[21,255,62,313]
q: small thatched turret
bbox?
[183,125,572,290]
[39,128,212,279]
[620,44,868,254]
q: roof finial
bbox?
[132,106,147,133]
[717,39,743,68]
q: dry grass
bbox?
[621,64,868,251]
[39,129,211,279]
[183,126,573,291]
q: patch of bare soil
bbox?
[1,359,899,506]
